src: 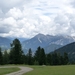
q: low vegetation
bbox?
[23,65,75,75]
[0,67,20,75]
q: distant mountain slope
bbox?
[0,36,11,50]
[44,44,62,53]
[22,33,75,52]
[54,42,75,62]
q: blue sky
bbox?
[0,0,75,38]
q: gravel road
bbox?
[0,66,33,75]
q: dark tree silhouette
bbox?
[27,48,33,65]
[9,38,23,64]
[0,47,3,65]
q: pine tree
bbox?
[27,48,33,65]
[0,47,3,65]
[9,38,23,64]
[63,52,69,65]
[39,48,46,65]
[34,46,41,64]
[51,52,59,65]
[46,53,52,65]
[34,47,46,65]
[57,53,62,65]
[3,50,9,64]
[60,56,64,65]
[9,47,14,64]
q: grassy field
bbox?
[23,65,75,75]
[0,67,20,75]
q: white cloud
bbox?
[0,0,75,38]
[6,7,23,19]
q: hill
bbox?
[44,44,62,53]
[54,42,75,62]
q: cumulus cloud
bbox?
[0,0,32,12]
[6,7,23,19]
[0,0,75,38]
[70,0,75,8]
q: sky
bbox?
[0,0,75,38]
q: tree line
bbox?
[0,38,69,65]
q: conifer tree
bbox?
[9,38,23,64]
[3,50,9,64]
[34,46,46,65]
[27,48,33,65]
[34,46,41,65]
[63,52,69,65]
[39,48,46,65]
[0,47,3,65]
[46,53,52,65]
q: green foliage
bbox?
[3,50,9,64]
[34,47,46,65]
[0,38,70,65]
[55,42,75,62]
[0,47,3,65]
[9,38,24,64]
[51,52,59,65]
[34,61,39,65]
[39,48,46,65]
[27,48,33,65]
[46,53,51,65]
[34,46,41,62]
[46,52,69,65]
[63,52,69,65]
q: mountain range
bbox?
[0,33,75,62]
[0,36,11,50]
[22,33,75,53]
[0,33,75,54]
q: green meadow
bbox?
[24,65,75,75]
[0,67,20,75]
[0,65,75,75]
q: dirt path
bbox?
[0,66,33,75]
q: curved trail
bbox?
[0,66,33,75]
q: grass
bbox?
[23,65,75,75]
[0,67,20,75]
